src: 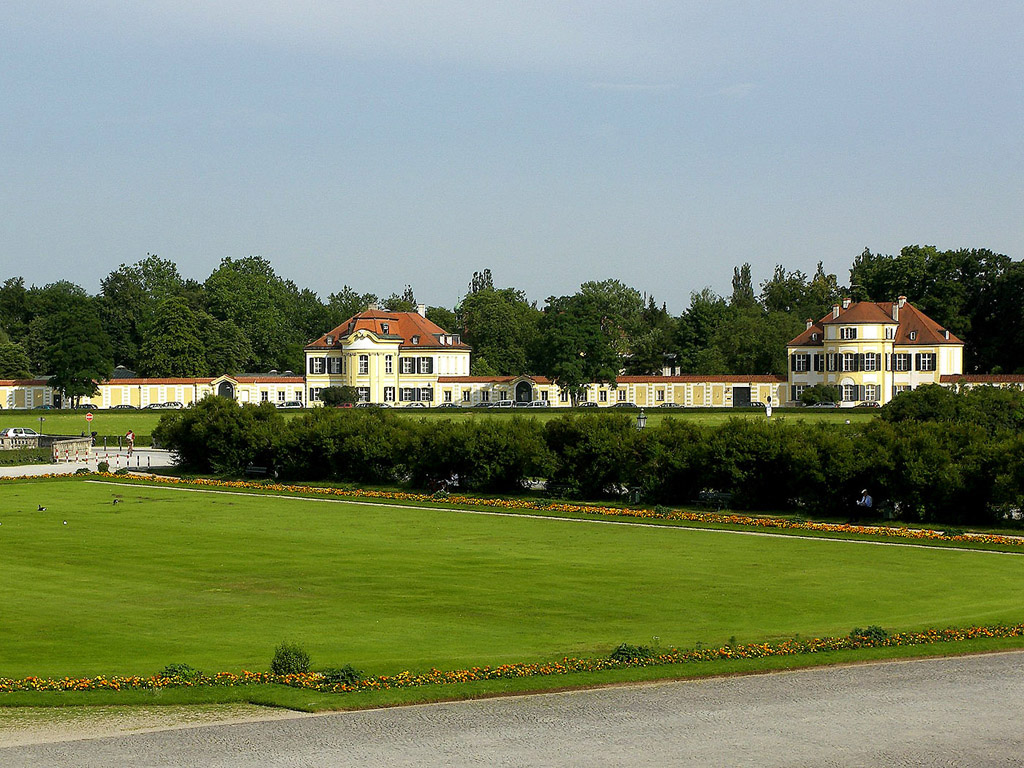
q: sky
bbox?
[2,2,1022,313]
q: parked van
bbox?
[490,400,515,408]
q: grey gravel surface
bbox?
[4,651,1024,767]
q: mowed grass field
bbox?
[2,478,1022,680]
[2,407,876,439]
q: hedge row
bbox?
[153,389,1024,525]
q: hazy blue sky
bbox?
[3,2,1021,312]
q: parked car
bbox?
[578,402,598,408]
[809,402,839,408]
[748,401,767,408]
[162,401,185,409]
[111,404,138,410]
[0,427,40,437]
[657,402,682,408]
[404,402,427,408]
[490,400,515,408]
[513,401,531,408]
[276,400,304,409]
[72,404,93,410]
[473,402,492,408]
[144,403,165,409]
[855,401,881,408]
[437,402,461,408]
[611,402,637,408]
[527,400,550,407]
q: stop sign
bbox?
[85,413,94,422]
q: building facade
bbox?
[786,296,966,406]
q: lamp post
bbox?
[39,415,44,435]
[636,409,647,430]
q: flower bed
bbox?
[3,623,1023,695]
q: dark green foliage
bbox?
[544,413,640,498]
[320,665,362,686]
[271,642,310,675]
[800,384,840,405]
[0,340,32,378]
[0,447,52,466]
[319,386,358,407]
[609,643,657,661]
[153,396,284,475]
[849,626,888,644]
[160,663,203,680]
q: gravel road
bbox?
[3,651,1023,767]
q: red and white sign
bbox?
[85,413,94,422]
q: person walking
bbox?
[125,429,135,458]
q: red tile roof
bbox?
[940,374,1024,384]
[438,375,784,385]
[438,375,554,384]
[788,300,962,347]
[307,310,470,351]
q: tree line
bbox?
[154,385,1024,526]
[1,245,1021,402]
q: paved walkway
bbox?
[0,448,175,478]
[3,651,1023,767]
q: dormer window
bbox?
[811,332,818,342]
[325,335,334,346]
[411,335,420,344]
[380,323,389,334]
[909,331,917,341]
[886,327,895,340]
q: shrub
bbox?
[271,641,311,675]
[97,460,109,473]
[609,642,657,661]
[849,625,888,644]
[159,663,203,681]
[320,665,362,686]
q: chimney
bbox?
[368,302,378,312]
[832,303,840,319]
[417,303,426,317]
[841,297,852,310]
[805,318,814,330]
[898,295,907,308]
[943,329,950,340]
[891,301,899,322]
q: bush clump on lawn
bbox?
[271,642,311,675]
[849,625,889,644]
[320,665,363,686]
[609,643,657,662]
[159,663,203,681]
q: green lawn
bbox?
[1,406,876,438]
[1,478,1022,682]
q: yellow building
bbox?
[787,296,965,405]
[305,304,471,405]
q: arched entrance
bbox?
[217,381,235,400]
[515,381,533,403]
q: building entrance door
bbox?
[515,381,533,403]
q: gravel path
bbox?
[3,651,1023,767]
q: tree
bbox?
[327,286,378,324]
[320,386,358,406]
[458,288,540,375]
[675,289,732,373]
[198,313,253,375]
[41,294,114,405]
[800,384,840,405]
[536,293,621,400]
[137,297,206,377]
[0,341,31,378]
[383,285,417,312]
[426,306,457,332]
[0,277,31,342]
[468,269,494,294]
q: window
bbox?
[385,355,393,374]
[357,387,370,402]
[792,384,807,401]
[617,389,626,402]
[541,391,550,401]
[863,384,878,401]
[444,390,452,402]
[895,353,912,372]
[358,355,368,375]
[311,357,325,375]
[792,353,810,372]
[481,390,490,402]
[917,353,937,371]
[261,391,269,402]
[842,384,858,402]
[813,354,824,372]
[909,331,917,341]
[886,327,896,340]
[841,353,858,372]
[328,357,342,374]
[399,387,414,402]
[417,357,433,374]
[380,323,389,334]
[656,389,665,402]
[277,391,285,401]
[420,387,432,403]
[599,390,607,402]
[559,390,569,402]
[384,387,395,402]
[295,391,302,401]
[840,327,857,340]
[401,358,415,374]
[462,390,471,402]
[863,353,878,372]
[310,388,322,402]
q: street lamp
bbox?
[636,409,647,430]
[39,415,45,435]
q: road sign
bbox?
[85,413,94,422]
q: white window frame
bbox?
[401,358,415,374]
[311,358,325,375]
[840,327,857,340]
[357,386,371,402]
[358,355,369,375]
[919,353,937,372]
[385,355,393,374]
[842,384,857,402]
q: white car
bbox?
[1,427,40,437]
